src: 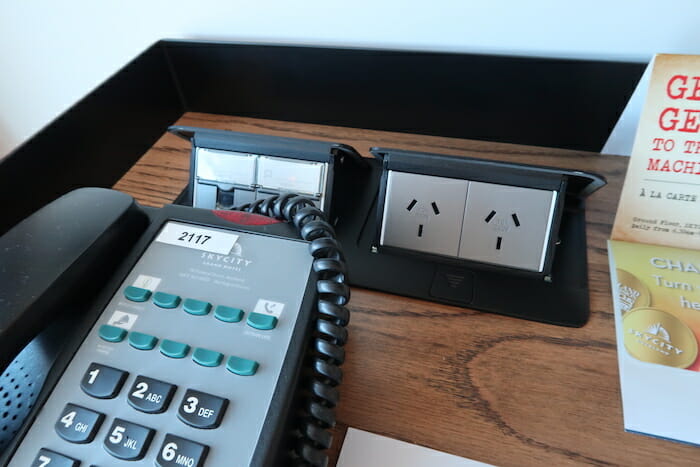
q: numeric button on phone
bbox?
[128,376,176,414]
[81,363,127,399]
[32,448,80,467]
[156,434,209,467]
[177,389,228,429]
[55,403,104,443]
[103,418,154,461]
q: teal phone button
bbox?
[226,356,259,376]
[247,312,278,330]
[160,340,190,359]
[153,292,181,309]
[128,332,158,350]
[183,298,212,316]
[99,324,127,342]
[214,305,244,323]
[124,286,151,302]
[193,348,223,367]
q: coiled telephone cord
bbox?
[237,193,350,467]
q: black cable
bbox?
[235,193,350,467]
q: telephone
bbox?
[0,126,604,466]
[0,188,349,467]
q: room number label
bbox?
[156,222,239,254]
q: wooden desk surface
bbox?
[114,112,700,466]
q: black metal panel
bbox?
[0,41,184,235]
[164,41,645,152]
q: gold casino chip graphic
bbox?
[616,269,651,313]
[623,307,698,368]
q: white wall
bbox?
[2,0,700,157]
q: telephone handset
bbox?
[0,188,349,467]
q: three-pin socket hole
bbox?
[406,199,441,237]
[484,210,522,250]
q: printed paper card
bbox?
[609,240,700,445]
[612,54,700,249]
[611,240,700,372]
[608,54,700,446]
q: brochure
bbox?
[609,54,700,445]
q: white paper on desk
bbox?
[337,428,494,467]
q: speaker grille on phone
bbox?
[0,359,38,452]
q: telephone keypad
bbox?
[177,389,229,429]
[32,448,80,467]
[127,375,177,414]
[80,363,127,399]
[102,418,154,460]
[54,404,104,444]
[155,434,209,467]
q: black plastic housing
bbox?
[0,188,149,373]
[169,125,365,216]
[331,149,606,327]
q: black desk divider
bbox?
[0,40,643,236]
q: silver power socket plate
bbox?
[380,171,468,257]
[459,181,557,272]
[380,170,557,272]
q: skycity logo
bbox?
[627,322,684,356]
[200,243,252,267]
[623,307,697,368]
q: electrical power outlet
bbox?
[367,147,605,325]
[380,171,468,257]
[458,181,557,272]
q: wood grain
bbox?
[114,113,700,466]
